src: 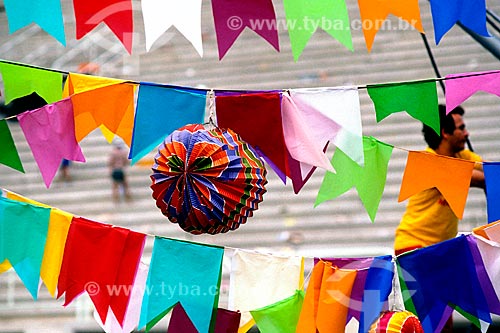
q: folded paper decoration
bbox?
[150,124,267,234]
[398,151,475,219]
[228,249,303,333]
[368,310,423,333]
[17,99,86,188]
[139,237,224,332]
[0,119,24,172]
[57,217,146,326]
[0,196,51,299]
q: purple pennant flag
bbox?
[17,99,86,188]
[211,0,279,59]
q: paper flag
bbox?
[3,0,65,45]
[445,71,500,113]
[5,190,72,298]
[0,196,51,299]
[290,87,364,166]
[429,0,489,44]
[283,0,352,61]
[397,235,494,332]
[215,92,289,183]
[250,290,304,333]
[367,81,439,135]
[64,73,137,145]
[0,61,63,105]
[17,99,86,188]
[474,227,500,313]
[316,136,393,222]
[94,262,149,333]
[141,0,203,55]
[129,85,206,164]
[357,0,423,52]
[0,119,24,172]
[473,220,500,241]
[139,237,224,332]
[399,151,475,219]
[228,249,303,333]
[57,217,146,326]
[483,162,500,223]
[214,308,241,333]
[72,0,134,53]
[211,0,279,59]
[167,303,198,333]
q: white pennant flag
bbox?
[141,0,203,56]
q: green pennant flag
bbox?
[251,290,304,333]
[315,136,393,222]
[0,61,63,105]
[283,0,353,61]
[0,119,24,172]
[367,81,439,135]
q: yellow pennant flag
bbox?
[399,151,475,219]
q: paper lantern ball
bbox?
[369,311,423,333]
[151,124,267,235]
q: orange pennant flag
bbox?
[63,73,137,146]
[357,0,424,52]
[399,151,475,219]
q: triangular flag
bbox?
[139,237,224,333]
[251,290,304,333]
[484,162,500,223]
[211,0,279,59]
[215,92,289,183]
[228,249,303,333]
[290,87,364,166]
[0,196,51,299]
[167,303,198,333]
[316,136,393,222]
[129,85,206,164]
[72,0,134,53]
[64,73,137,145]
[3,0,66,45]
[17,99,86,188]
[282,0,352,61]
[398,151,475,219]
[445,71,500,113]
[141,0,203,56]
[215,308,241,333]
[429,0,489,44]
[57,217,146,326]
[0,61,63,105]
[367,81,439,135]
[0,119,24,172]
[5,190,72,298]
[357,0,423,52]
[474,224,500,310]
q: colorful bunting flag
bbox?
[429,0,489,44]
[474,223,500,311]
[211,0,279,59]
[0,196,51,299]
[129,85,207,164]
[72,0,134,53]
[0,61,63,105]
[57,217,146,326]
[168,304,241,333]
[0,119,24,172]
[228,249,303,333]
[251,290,304,333]
[167,303,199,333]
[139,237,224,332]
[484,162,500,223]
[316,136,394,222]
[17,99,86,188]
[141,0,203,55]
[399,151,475,219]
[214,308,241,333]
[445,71,500,113]
[283,0,352,61]
[367,81,440,135]
[357,0,423,52]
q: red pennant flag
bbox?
[72,0,134,53]
[168,303,241,333]
[57,217,146,326]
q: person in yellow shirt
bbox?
[394,104,485,256]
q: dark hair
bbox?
[423,104,464,149]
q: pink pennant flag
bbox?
[17,99,86,188]
[445,71,500,113]
[211,0,279,59]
